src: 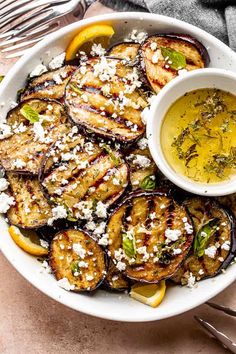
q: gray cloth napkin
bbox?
[99,0,236,50]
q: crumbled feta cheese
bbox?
[30,64,47,77]
[78,261,88,268]
[95,201,107,218]
[0,178,9,192]
[116,261,126,271]
[137,246,150,261]
[98,233,109,246]
[39,260,52,274]
[126,29,147,43]
[93,57,117,82]
[0,192,15,213]
[150,42,158,51]
[151,49,162,64]
[52,73,63,84]
[73,243,86,259]
[48,52,66,70]
[48,205,67,225]
[130,154,151,168]
[187,272,196,288]
[205,245,217,258]
[32,122,45,142]
[40,239,49,249]
[12,158,26,169]
[173,248,182,255]
[137,137,148,150]
[178,69,188,76]
[57,277,75,291]
[221,241,230,251]
[165,228,181,243]
[201,231,207,237]
[0,123,12,140]
[74,201,93,220]
[86,275,94,281]
[91,43,106,57]
[184,221,193,234]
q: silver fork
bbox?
[0,0,87,59]
[195,302,236,353]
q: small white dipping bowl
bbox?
[147,68,236,196]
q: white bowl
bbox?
[0,12,236,322]
[147,68,236,196]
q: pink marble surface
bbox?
[0,3,235,353]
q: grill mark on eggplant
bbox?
[166,203,175,229]
[48,151,106,197]
[72,103,142,132]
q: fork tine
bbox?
[0,3,49,30]
[0,0,30,12]
[5,48,30,59]
[194,316,236,353]
[1,23,59,52]
[0,0,32,20]
[206,302,236,317]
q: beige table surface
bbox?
[0,3,235,353]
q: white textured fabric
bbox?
[99,0,236,50]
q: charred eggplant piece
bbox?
[20,66,77,102]
[126,142,158,191]
[103,260,130,291]
[171,198,236,285]
[65,58,147,144]
[40,133,129,220]
[0,99,70,174]
[140,34,209,93]
[7,172,52,229]
[217,193,236,218]
[50,229,107,291]
[107,191,194,283]
[108,42,140,64]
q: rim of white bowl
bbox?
[147,68,236,196]
[0,13,236,322]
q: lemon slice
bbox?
[8,225,48,256]
[66,24,115,61]
[130,281,166,308]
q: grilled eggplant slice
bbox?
[217,193,236,218]
[108,42,140,64]
[7,172,52,228]
[171,198,236,285]
[50,229,107,291]
[104,260,130,291]
[65,58,147,143]
[140,34,209,93]
[107,191,194,283]
[0,99,70,174]
[20,66,77,102]
[40,134,129,219]
[126,144,158,191]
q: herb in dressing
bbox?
[161,88,236,183]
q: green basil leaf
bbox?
[71,262,80,276]
[20,104,40,123]
[194,218,219,257]
[70,83,83,95]
[122,233,136,259]
[161,47,186,70]
[0,76,4,83]
[140,175,156,190]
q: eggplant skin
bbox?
[140,34,209,93]
[20,66,77,102]
[7,172,52,229]
[50,229,107,292]
[0,99,71,175]
[102,259,130,292]
[40,133,130,219]
[64,57,148,144]
[107,190,194,283]
[171,198,236,285]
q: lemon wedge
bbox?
[8,225,48,256]
[130,281,166,308]
[66,24,115,61]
